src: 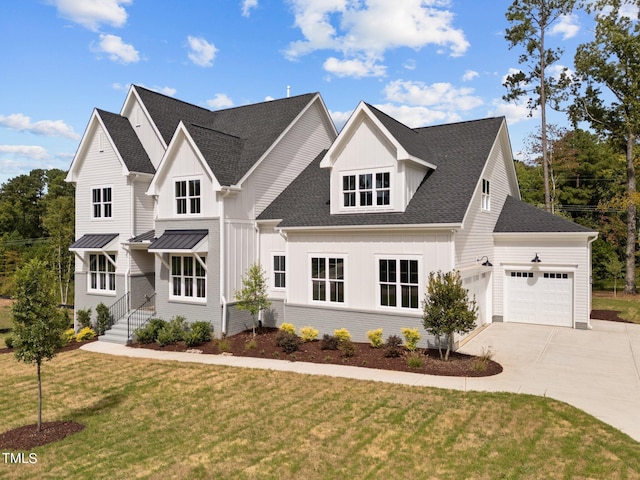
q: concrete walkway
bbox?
[81,319,640,442]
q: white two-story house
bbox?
[68,86,597,346]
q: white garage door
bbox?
[505,271,573,327]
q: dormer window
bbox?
[175,178,201,215]
[342,170,391,209]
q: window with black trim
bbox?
[273,255,286,289]
[171,255,206,300]
[175,179,201,215]
[379,259,419,309]
[89,253,116,292]
[311,257,344,303]
[92,187,112,218]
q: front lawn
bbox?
[593,292,640,324]
[0,350,638,479]
[0,300,12,346]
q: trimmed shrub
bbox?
[367,328,384,348]
[76,327,96,342]
[407,352,424,369]
[333,328,351,343]
[61,328,75,345]
[320,334,340,351]
[96,302,111,336]
[4,335,14,349]
[184,321,213,347]
[384,335,403,358]
[135,318,166,344]
[300,326,319,342]
[338,339,356,358]
[76,308,92,329]
[156,315,188,347]
[276,330,301,354]
[401,327,421,352]
[279,323,296,335]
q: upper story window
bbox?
[175,178,201,215]
[342,170,391,209]
[89,253,116,293]
[379,258,419,309]
[311,256,345,303]
[273,255,286,289]
[92,186,112,219]
[481,179,490,211]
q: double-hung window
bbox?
[481,179,490,211]
[175,179,201,215]
[89,253,116,293]
[311,257,345,303]
[92,187,112,218]
[342,170,391,209]
[379,258,419,309]
[171,255,206,301]
[273,255,286,289]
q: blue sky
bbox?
[0,0,605,186]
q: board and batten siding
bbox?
[286,230,454,311]
[493,235,592,327]
[122,95,166,169]
[225,221,257,300]
[251,100,336,217]
[455,125,517,268]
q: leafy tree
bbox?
[422,271,478,361]
[571,0,640,293]
[605,254,624,296]
[42,195,75,305]
[0,169,46,239]
[504,0,577,211]
[234,263,271,336]
[11,258,67,431]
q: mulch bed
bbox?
[590,310,630,323]
[131,328,504,377]
[0,421,85,450]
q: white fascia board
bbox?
[493,232,598,239]
[319,101,365,169]
[498,119,521,200]
[399,154,437,170]
[235,93,327,187]
[66,109,97,183]
[280,223,461,233]
[121,85,168,149]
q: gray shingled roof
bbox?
[134,86,317,185]
[129,230,155,242]
[70,233,119,249]
[259,116,505,227]
[494,195,596,233]
[149,230,208,251]
[97,109,154,174]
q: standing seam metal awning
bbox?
[69,233,119,251]
[148,229,208,253]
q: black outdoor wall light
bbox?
[477,255,493,267]
[531,253,541,263]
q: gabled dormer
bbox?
[320,102,437,215]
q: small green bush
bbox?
[96,302,111,336]
[4,335,14,349]
[217,337,231,352]
[401,327,421,352]
[76,327,96,342]
[320,334,340,350]
[76,308,92,329]
[333,328,351,343]
[156,315,188,346]
[245,337,258,350]
[367,328,384,348]
[279,323,296,335]
[338,339,356,358]
[135,318,164,344]
[384,335,403,358]
[407,352,424,369]
[276,330,301,354]
[61,328,75,345]
[300,326,319,342]
[184,321,212,347]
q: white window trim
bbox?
[169,254,207,304]
[174,176,203,216]
[339,168,393,213]
[308,254,347,305]
[91,185,113,220]
[375,255,422,311]
[87,253,117,295]
[271,253,286,291]
[481,178,490,212]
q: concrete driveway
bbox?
[459,320,640,442]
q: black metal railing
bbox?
[127,293,156,339]
[107,292,130,331]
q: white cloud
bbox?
[462,69,478,82]
[323,56,386,78]
[0,114,80,140]
[488,98,537,125]
[549,14,580,40]
[329,109,353,131]
[242,0,258,17]
[49,0,132,31]
[264,96,275,101]
[114,83,176,96]
[207,94,234,109]
[97,34,139,63]
[373,103,460,128]
[187,36,218,67]
[383,79,483,111]
[0,145,49,160]
[403,59,416,71]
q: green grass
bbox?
[0,304,12,346]
[593,293,640,324]
[0,350,638,479]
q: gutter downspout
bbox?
[587,234,598,330]
[219,186,240,335]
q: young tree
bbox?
[42,195,75,305]
[503,0,577,212]
[571,0,640,293]
[234,263,271,336]
[422,271,478,361]
[11,258,67,431]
